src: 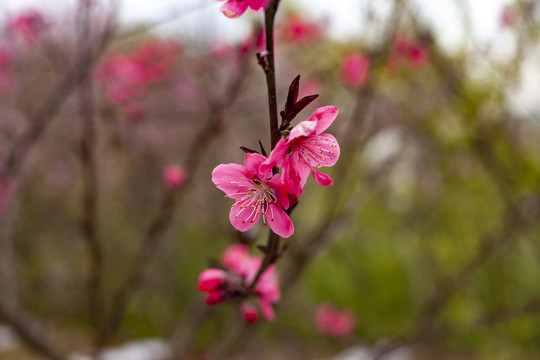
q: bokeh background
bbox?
[1,0,540,359]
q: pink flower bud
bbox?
[241,304,259,323]
[197,269,227,292]
[163,165,187,189]
[206,290,226,305]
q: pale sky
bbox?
[0,0,512,50]
[3,0,537,115]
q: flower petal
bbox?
[212,163,250,199]
[222,245,250,275]
[197,269,227,292]
[268,174,289,209]
[259,299,276,321]
[248,0,270,10]
[244,153,268,179]
[282,154,310,196]
[307,106,339,135]
[266,202,294,238]
[261,138,289,173]
[229,199,261,232]
[311,168,334,187]
[300,133,340,168]
[288,119,317,142]
[206,290,226,305]
[220,0,249,18]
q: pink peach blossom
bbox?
[280,14,324,45]
[315,303,356,338]
[387,33,429,71]
[163,165,187,189]
[212,153,294,238]
[217,0,269,19]
[262,106,340,197]
[7,10,49,44]
[341,52,370,88]
[97,40,180,108]
[197,245,281,321]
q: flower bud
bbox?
[197,269,227,292]
[163,165,187,189]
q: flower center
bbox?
[233,178,278,225]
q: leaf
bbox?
[240,146,259,154]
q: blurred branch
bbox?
[100,46,253,347]
[262,0,281,150]
[412,195,540,343]
[0,7,117,182]
[0,6,117,360]
[476,297,540,328]
[76,0,105,349]
[0,302,66,360]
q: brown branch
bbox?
[263,0,281,150]
[246,0,281,295]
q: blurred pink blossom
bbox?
[341,52,370,88]
[387,33,429,71]
[163,165,187,189]
[315,303,356,338]
[97,39,181,118]
[279,14,324,45]
[7,9,50,44]
[197,245,280,321]
[500,6,516,28]
[217,0,269,19]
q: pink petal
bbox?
[288,119,317,142]
[220,0,249,18]
[197,269,227,292]
[258,266,280,302]
[268,174,289,209]
[311,169,334,187]
[282,154,310,196]
[266,202,294,238]
[300,133,340,168]
[206,290,226,305]
[261,138,289,172]
[222,245,250,275]
[244,153,269,179]
[248,0,270,10]
[212,163,250,199]
[308,106,339,135]
[229,199,261,232]
[259,300,276,321]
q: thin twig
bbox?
[76,0,105,348]
[247,0,281,293]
